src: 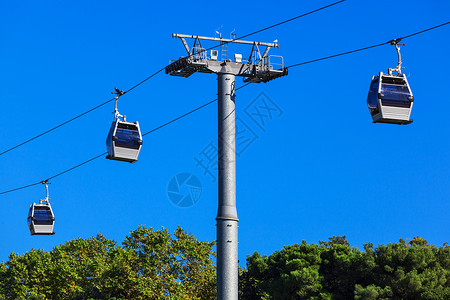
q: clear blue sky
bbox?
[1,0,449,265]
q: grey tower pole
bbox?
[216,65,238,300]
[167,34,287,300]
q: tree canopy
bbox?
[240,236,450,299]
[0,230,448,300]
[0,226,215,300]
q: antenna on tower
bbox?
[230,29,236,40]
[215,25,223,38]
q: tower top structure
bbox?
[165,33,288,83]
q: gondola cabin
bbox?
[27,203,55,235]
[106,120,143,163]
[367,72,414,125]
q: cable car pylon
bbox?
[166,33,288,300]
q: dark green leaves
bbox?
[240,237,450,299]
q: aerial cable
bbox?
[287,21,450,69]
[186,0,347,56]
[401,21,450,39]
[142,83,250,137]
[1,20,450,195]
[0,84,250,196]
[0,181,42,196]
[0,96,116,157]
[0,1,346,158]
[45,152,107,183]
[122,67,167,95]
[2,21,450,195]
[232,1,346,42]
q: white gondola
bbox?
[106,119,143,163]
[28,181,55,235]
[106,88,143,163]
[367,72,413,124]
[367,39,414,125]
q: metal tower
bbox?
[166,33,288,300]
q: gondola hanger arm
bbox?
[388,38,406,75]
[40,180,50,204]
[112,87,126,122]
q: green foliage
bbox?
[319,235,350,248]
[241,236,450,300]
[118,225,216,299]
[0,226,215,300]
[240,241,329,299]
[1,229,448,300]
[354,284,392,299]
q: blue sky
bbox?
[1,0,449,265]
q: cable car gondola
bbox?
[106,119,143,162]
[367,39,414,125]
[106,88,143,163]
[28,181,55,235]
